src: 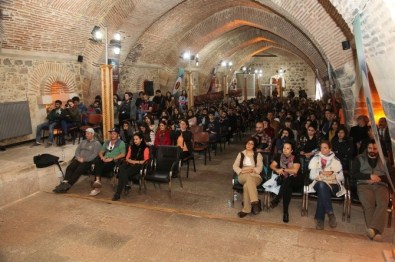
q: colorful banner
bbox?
[172,68,185,96]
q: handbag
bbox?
[276,175,284,186]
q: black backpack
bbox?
[33,153,64,178]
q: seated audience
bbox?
[53,128,101,193]
[251,121,272,153]
[176,119,193,160]
[87,100,102,114]
[232,138,263,218]
[331,126,353,172]
[112,133,150,201]
[32,100,63,147]
[138,122,155,147]
[60,99,81,145]
[349,115,370,157]
[90,128,126,196]
[119,120,134,146]
[351,140,393,241]
[269,141,301,223]
[308,140,345,230]
[154,120,172,147]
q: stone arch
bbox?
[29,63,77,96]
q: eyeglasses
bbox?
[307,129,315,132]
[247,142,255,145]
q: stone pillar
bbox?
[186,70,194,108]
[244,76,247,101]
[224,74,228,95]
[101,64,114,141]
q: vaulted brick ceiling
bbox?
[1,0,352,79]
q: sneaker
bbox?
[31,141,41,147]
[328,213,337,228]
[316,220,324,230]
[92,181,102,188]
[89,189,101,196]
[45,142,53,148]
[373,233,383,242]
[366,228,382,241]
[366,228,376,240]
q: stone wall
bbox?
[0,53,97,146]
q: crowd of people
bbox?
[35,89,394,242]
[229,93,393,242]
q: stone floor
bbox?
[0,138,394,261]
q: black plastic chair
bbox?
[231,152,272,210]
[144,145,182,193]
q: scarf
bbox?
[280,154,295,177]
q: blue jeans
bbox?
[60,120,77,136]
[36,122,57,143]
[313,181,339,220]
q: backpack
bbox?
[33,153,64,178]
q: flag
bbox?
[172,68,185,96]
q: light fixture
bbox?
[109,39,121,55]
[90,26,103,42]
[113,33,121,41]
[242,66,247,72]
[182,51,191,60]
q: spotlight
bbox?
[91,26,103,41]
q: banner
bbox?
[172,68,185,96]
[353,14,394,191]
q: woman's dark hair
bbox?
[138,122,152,133]
[245,137,257,150]
[283,140,295,150]
[282,127,294,139]
[335,125,348,137]
[320,140,332,149]
[179,118,189,127]
[144,114,154,124]
[132,132,147,147]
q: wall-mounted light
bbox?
[90,26,103,42]
[181,51,199,68]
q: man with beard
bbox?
[251,121,272,153]
[351,140,394,241]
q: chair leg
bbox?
[208,148,211,161]
[192,158,196,172]
[186,160,189,178]
[178,174,183,188]
[204,150,207,165]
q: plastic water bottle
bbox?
[227,199,232,208]
[233,192,238,201]
[61,148,65,162]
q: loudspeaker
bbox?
[77,55,83,62]
[144,81,154,96]
[342,40,350,50]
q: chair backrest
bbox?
[193,132,209,144]
[155,145,180,172]
[87,114,102,125]
[190,125,203,134]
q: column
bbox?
[244,76,247,101]
[186,70,194,109]
[101,64,114,141]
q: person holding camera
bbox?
[269,141,301,223]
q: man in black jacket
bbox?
[32,100,63,147]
